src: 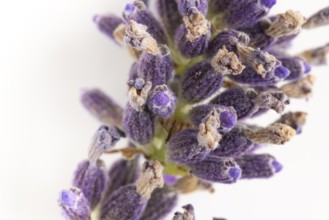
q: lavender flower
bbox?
[60,1,326,219]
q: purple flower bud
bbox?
[129,62,140,81]
[123,1,167,44]
[182,61,223,103]
[172,204,195,220]
[225,0,274,28]
[189,155,241,183]
[273,65,290,79]
[58,187,91,220]
[73,160,107,209]
[178,0,208,15]
[175,8,210,58]
[147,85,177,118]
[88,125,125,163]
[189,104,237,132]
[163,174,178,185]
[235,154,282,179]
[156,0,183,37]
[93,14,124,43]
[101,160,164,220]
[166,129,212,164]
[212,128,254,157]
[122,103,155,144]
[140,187,178,220]
[207,30,250,58]
[279,56,310,81]
[81,89,123,128]
[102,157,140,200]
[139,46,174,86]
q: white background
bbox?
[1,0,329,219]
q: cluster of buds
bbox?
[59,0,329,219]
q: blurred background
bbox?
[0,0,329,219]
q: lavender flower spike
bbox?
[182,61,223,103]
[189,155,241,183]
[100,160,164,220]
[73,160,107,209]
[303,6,329,29]
[88,125,125,163]
[175,7,211,58]
[58,187,91,220]
[140,186,178,220]
[172,204,195,220]
[81,89,123,128]
[147,85,177,118]
[178,0,208,15]
[235,154,283,179]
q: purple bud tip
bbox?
[260,0,276,8]
[154,92,170,106]
[124,3,135,14]
[61,190,75,207]
[295,125,302,134]
[93,15,101,23]
[220,111,237,129]
[274,66,290,79]
[303,61,312,74]
[228,167,241,182]
[163,174,178,185]
[134,78,145,90]
[271,160,283,173]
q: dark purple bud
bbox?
[178,0,208,15]
[122,103,155,144]
[58,187,91,220]
[101,160,164,220]
[273,65,290,79]
[182,61,223,103]
[189,156,241,183]
[73,160,107,209]
[123,1,167,44]
[139,46,174,86]
[140,187,178,220]
[209,0,231,12]
[189,104,237,132]
[175,7,211,58]
[103,157,140,200]
[260,0,276,8]
[147,85,177,118]
[212,128,254,157]
[207,30,250,57]
[304,6,329,29]
[156,0,183,37]
[172,204,195,220]
[235,154,282,179]
[81,89,123,128]
[275,111,307,134]
[89,125,125,163]
[93,14,124,43]
[279,56,310,81]
[166,129,212,164]
[225,0,274,28]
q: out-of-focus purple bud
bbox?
[304,6,329,29]
[275,111,307,134]
[140,187,178,220]
[207,30,250,58]
[147,85,177,118]
[81,89,123,128]
[172,204,195,220]
[123,1,167,44]
[58,187,91,220]
[212,128,254,157]
[93,14,124,43]
[189,104,237,132]
[73,160,107,209]
[122,103,155,144]
[175,7,211,58]
[88,125,125,163]
[209,0,231,12]
[163,174,178,185]
[178,0,208,15]
[189,155,241,183]
[225,0,274,28]
[139,45,174,86]
[103,157,140,200]
[156,0,183,37]
[166,129,212,164]
[101,160,164,220]
[273,65,291,79]
[279,56,310,81]
[236,154,282,179]
[129,62,140,81]
[182,61,223,103]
